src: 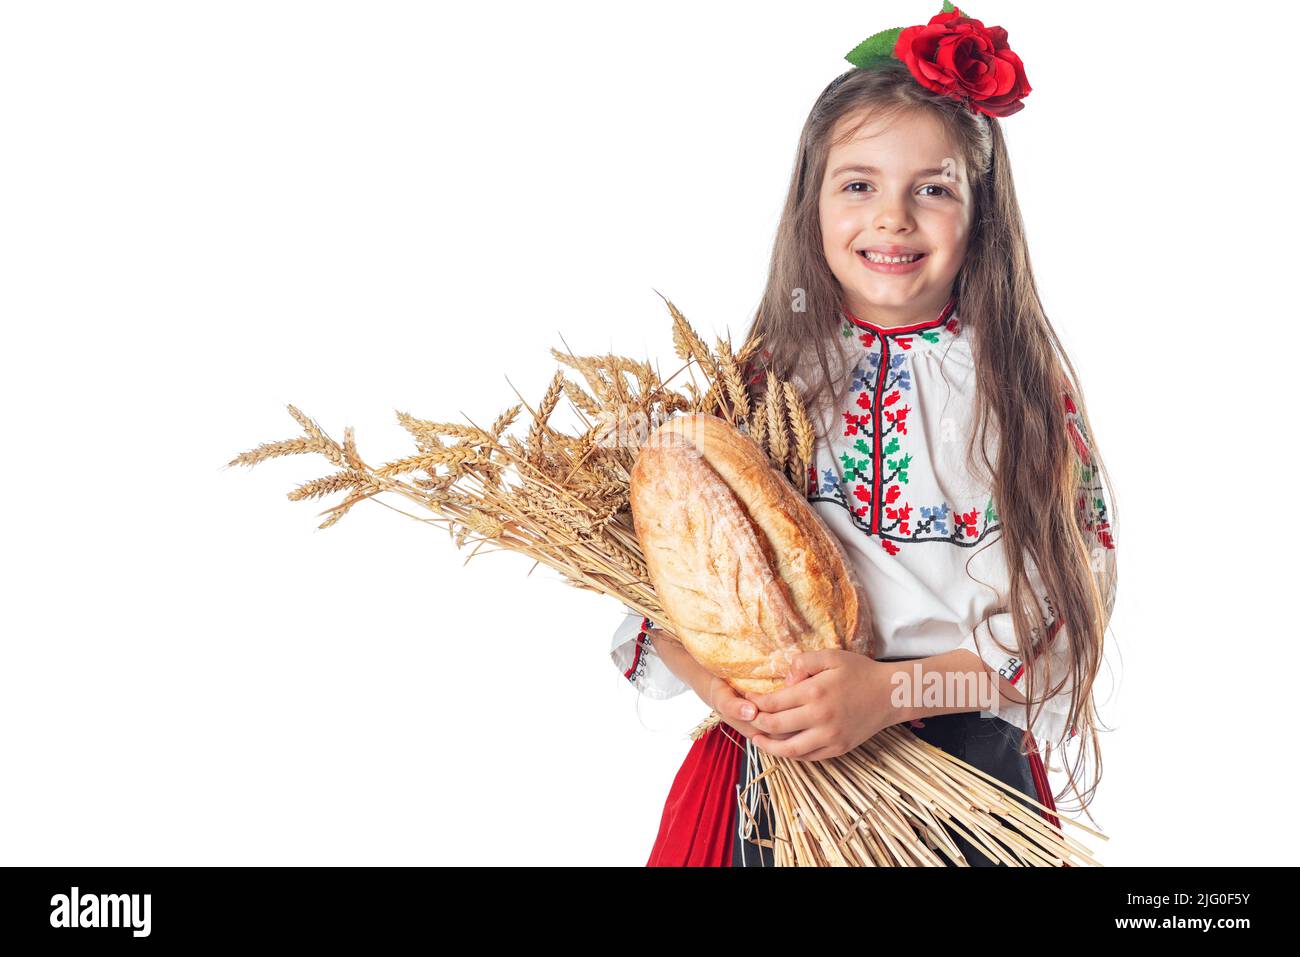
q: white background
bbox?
[1,0,1293,865]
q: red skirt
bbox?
[645,716,1061,867]
[644,722,747,867]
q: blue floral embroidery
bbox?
[885,352,911,392]
[850,358,879,393]
[919,504,950,535]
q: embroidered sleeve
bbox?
[956,392,1117,750]
[958,602,1076,750]
[610,607,691,700]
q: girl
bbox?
[609,5,1118,867]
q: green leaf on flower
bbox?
[883,437,900,455]
[845,28,904,70]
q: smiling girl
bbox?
[609,4,1118,866]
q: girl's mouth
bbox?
[856,250,928,274]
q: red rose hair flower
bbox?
[844,2,1032,119]
[895,9,1031,117]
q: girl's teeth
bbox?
[862,251,922,264]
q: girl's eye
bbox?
[918,184,951,198]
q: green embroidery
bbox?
[840,450,871,482]
[887,452,912,484]
[985,495,999,524]
[919,331,940,343]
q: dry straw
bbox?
[230,292,1103,866]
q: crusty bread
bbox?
[629,413,873,695]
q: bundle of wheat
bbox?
[229,292,1103,866]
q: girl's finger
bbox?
[751,703,817,736]
[752,729,824,760]
[716,692,755,722]
[746,681,810,716]
[800,745,842,762]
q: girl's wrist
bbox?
[880,652,993,722]
[879,660,921,724]
[649,632,713,704]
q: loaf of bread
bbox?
[629,413,874,695]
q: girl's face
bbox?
[819,108,973,327]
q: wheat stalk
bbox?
[749,397,768,457]
[716,337,751,423]
[784,380,815,489]
[764,371,789,471]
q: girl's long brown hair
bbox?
[742,61,1119,813]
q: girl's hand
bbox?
[741,650,902,761]
[701,674,797,743]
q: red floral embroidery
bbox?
[884,403,911,435]
[843,411,869,435]
[1061,389,1116,553]
[885,502,913,534]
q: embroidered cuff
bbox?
[610,609,690,700]
[957,616,1078,750]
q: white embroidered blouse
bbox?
[610,296,1117,751]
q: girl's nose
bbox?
[872,193,915,232]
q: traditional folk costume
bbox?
[608,3,1116,866]
[610,296,1117,866]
